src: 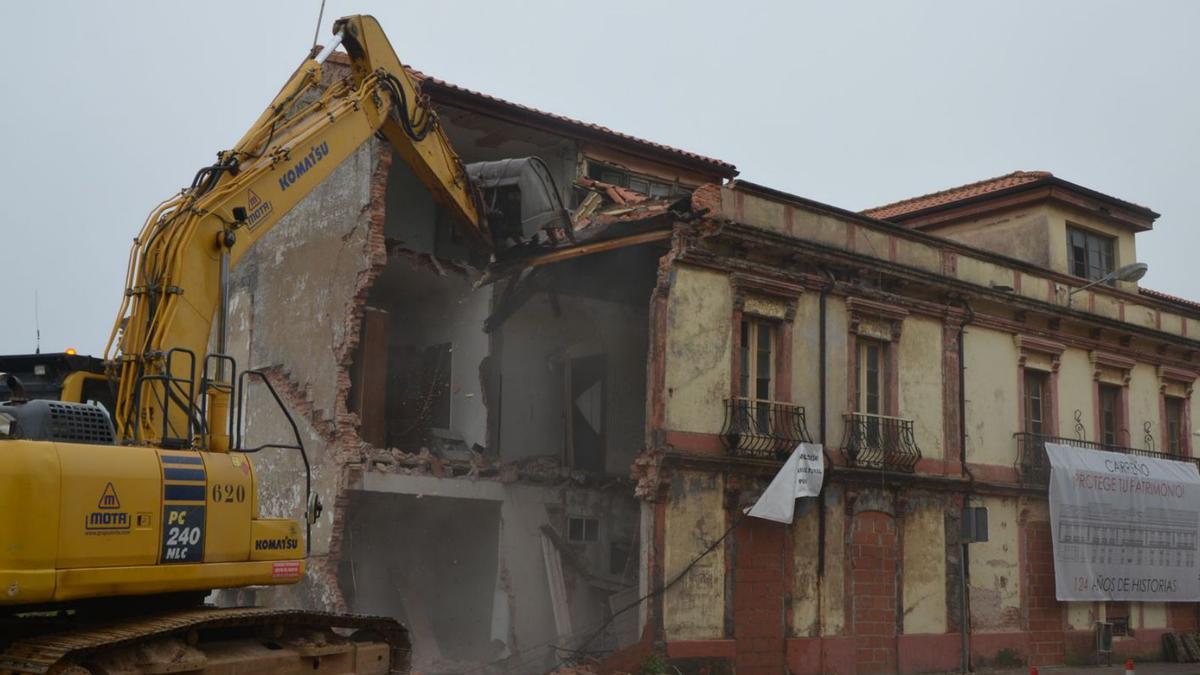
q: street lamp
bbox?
[1067,262,1148,307]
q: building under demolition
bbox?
[225,54,1200,674]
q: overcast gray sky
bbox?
[2,1,1196,355]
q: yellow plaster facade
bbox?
[902,499,948,634]
[662,265,731,436]
[644,175,1200,670]
[662,470,726,640]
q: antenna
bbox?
[311,0,328,50]
[34,290,41,354]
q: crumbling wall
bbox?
[227,139,391,609]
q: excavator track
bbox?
[0,607,410,675]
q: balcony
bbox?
[840,413,922,472]
[720,398,812,460]
[1015,433,1200,487]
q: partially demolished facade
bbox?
[228,56,1200,675]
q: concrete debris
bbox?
[365,444,634,490]
[571,177,679,232]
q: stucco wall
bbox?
[902,497,947,634]
[1129,363,1159,448]
[1057,349,1094,440]
[791,498,820,636]
[964,326,1020,466]
[924,208,1053,269]
[968,496,1021,631]
[790,293,823,441]
[662,470,726,639]
[824,299,851,448]
[899,316,946,460]
[226,141,386,610]
[822,485,847,635]
[229,142,381,551]
[663,265,732,436]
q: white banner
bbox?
[1047,442,1200,602]
[746,443,824,524]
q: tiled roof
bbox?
[323,52,734,175]
[413,71,737,176]
[863,171,1052,220]
[1140,287,1200,314]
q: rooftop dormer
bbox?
[863,171,1159,292]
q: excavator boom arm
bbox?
[105,15,486,445]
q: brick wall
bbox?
[733,518,786,674]
[1023,520,1065,665]
[851,511,898,674]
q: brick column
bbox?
[1024,521,1065,665]
[851,511,898,674]
[733,517,787,674]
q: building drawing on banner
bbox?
[1047,442,1200,602]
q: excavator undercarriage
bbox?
[0,607,409,675]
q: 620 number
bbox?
[211,483,246,504]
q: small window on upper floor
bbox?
[585,161,690,199]
[1068,226,1116,283]
[1166,397,1186,456]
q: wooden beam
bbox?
[480,230,672,286]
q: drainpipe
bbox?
[817,281,829,572]
[817,274,833,675]
[955,297,976,673]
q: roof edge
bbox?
[867,173,1159,227]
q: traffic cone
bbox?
[1125,659,1135,675]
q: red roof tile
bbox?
[864,171,1053,220]
[1139,287,1200,314]
[413,71,737,176]
[323,52,735,174]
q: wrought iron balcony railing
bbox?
[720,397,812,460]
[840,413,921,472]
[1015,432,1200,487]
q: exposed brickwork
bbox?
[732,518,786,675]
[1172,602,1199,632]
[1023,520,1065,666]
[851,511,898,674]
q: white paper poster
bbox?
[1047,442,1200,602]
[746,443,825,524]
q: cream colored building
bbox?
[628,172,1199,674]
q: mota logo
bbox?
[86,483,130,534]
[98,482,121,510]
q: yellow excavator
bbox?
[0,15,561,674]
